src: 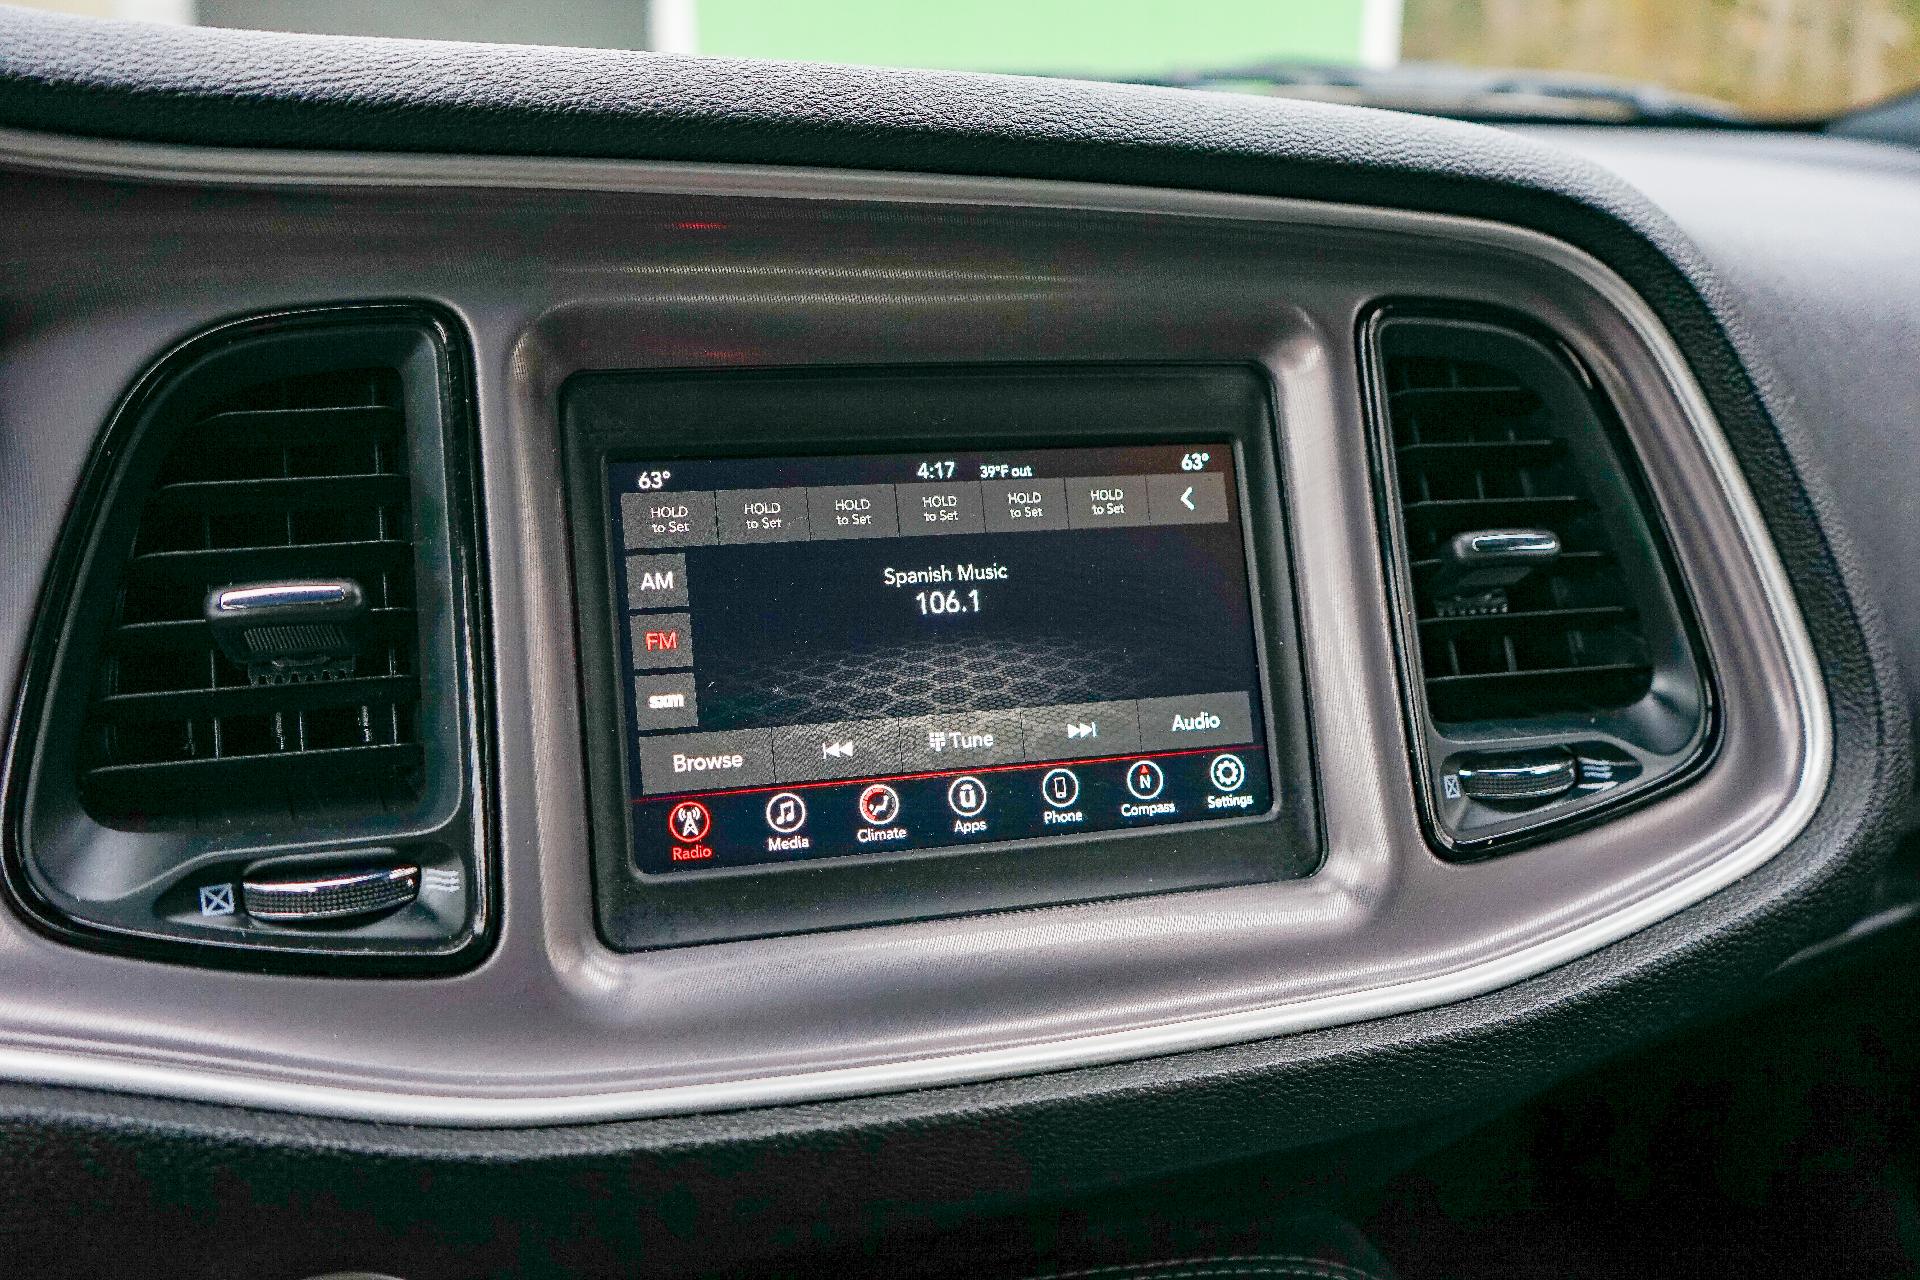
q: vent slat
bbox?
[1417,606,1635,638]
[126,538,411,584]
[83,743,421,801]
[186,404,403,449]
[1396,440,1562,465]
[1425,662,1652,690]
[1401,496,1585,521]
[148,473,407,514]
[93,674,417,725]
[111,607,417,653]
[1411,549,1611,573]
[1388,385,1534,406]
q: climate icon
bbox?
[858,783,902,826]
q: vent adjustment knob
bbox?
[1453,748,1578,804]
[240,861,420,923]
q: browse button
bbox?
[1136,691,1256,752]
[637,729,774,794]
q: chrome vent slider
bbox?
[1431,528,1561,616]
[205,578,369,684]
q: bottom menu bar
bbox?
[633,743,1273,874]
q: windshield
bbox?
[25,0,1920,120]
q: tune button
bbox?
[1124,759,1165,801]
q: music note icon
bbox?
[764,791,808,835]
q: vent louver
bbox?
[1383,338,1654,725]
[1369,310,1710,854]
[79,367,424,823]
[11,307,486,969]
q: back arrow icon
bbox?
[1180,486,1196,510]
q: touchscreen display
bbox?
[608,445,1275,873]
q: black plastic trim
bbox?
[0,302,498,976]
[0,12,1905,1260]
[1360,302,1720,857]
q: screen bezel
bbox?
[563,365,1320,949]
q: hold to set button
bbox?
[622,490,716,549]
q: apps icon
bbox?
[947,775,988,818]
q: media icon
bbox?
[1209,753,1247,793]
[1040,767,1080,809]
[765,791,808,834]
[858,783,902,826]
[1125,759,1165,800]
[668,800,712,842]
[947,775,988,818]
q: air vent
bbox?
[1384,345,1653,724]
[8,306,487,970]
[1367,310,1710,854]
[79,368,423,824]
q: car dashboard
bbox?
[0,8,1913,1277]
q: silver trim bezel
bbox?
[0,127,1828,1126]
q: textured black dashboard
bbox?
[1533,127,1920,735]
[0,8,1911,1276]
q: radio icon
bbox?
[765,791,808,834]
[668,800,712,842]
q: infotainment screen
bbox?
[606,444,1276,873]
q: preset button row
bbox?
[621,473,1229,550]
